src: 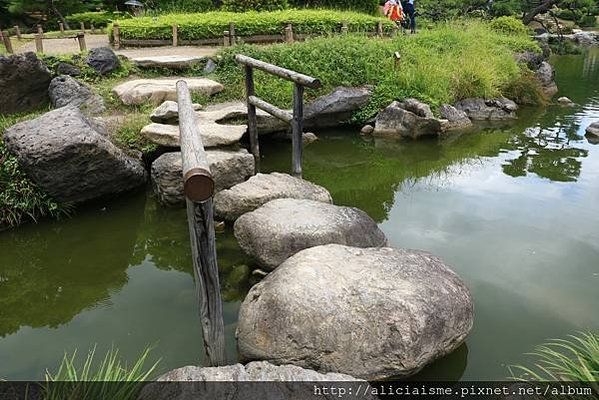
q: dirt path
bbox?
[17,34,217,58]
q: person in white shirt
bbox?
[404,0,416,34]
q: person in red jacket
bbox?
[383,0,405,31]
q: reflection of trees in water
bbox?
[0,195,146,337]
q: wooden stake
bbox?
[172,24,178,47]
[59,23,64,33]
[341,22,348,34]
[377,21,384,38]
[2,31,14,54]
[291,83,304,178]
[91,24,95,34]
[229,22,236,45]
[244,65,260,170]
[223,30,230,47]
[284,23,294,44]
[113,23,121,50]
[35,33,43,53]
[80,21,85,32]
[77,33,87,51]
[37,25,43,37]
[14,26,21,40]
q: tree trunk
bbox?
[46,0,70,30]
[522,0,560,25]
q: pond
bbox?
[1,48,598,381]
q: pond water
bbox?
[1,48,598,381]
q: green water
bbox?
[1,49,598,381]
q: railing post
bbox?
[1,31,14,54]
[34,33,43,53]
[91,24,96,34]
[59,22,64,33]
[177,80,227,368]
[291,83,304,178]
[80,21,85,32]
[37,25,43,37]
[113,23,121,50]
[77,33,87,51]
[341,22,348,34]
[229,22,236,45]
[377,21,384,38]
[284,23,294,44]
[172,24,178,47]
[244,65,260,171]
[14,26,21,40]
[223,30,230,47]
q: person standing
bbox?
[383,0,405,31]
[404,0,416,34]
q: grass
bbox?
[214,19,540,123]
[20,29,108,40]
[111,9,395,41]
[44,345,160,400]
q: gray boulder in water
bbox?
[3,106,147,203]
[48,75,106,115]
[237,244,474,380]
[304,86,372,128]
[0,52,52,115]
[535,61,558,98]
[234,198,387,270]
[373,100,442,139]
[454,97,518,120]
[439,104,472,130]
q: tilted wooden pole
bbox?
[2,31,14,54]
[244,66,260,171]
[177,80,227,367]
[291,83,304,178]
[14,26,21,40]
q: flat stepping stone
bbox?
[213,172,332,222]
[130,55,206,69]
[150,100,202,124]
[112,77,223,105]
[141,122,246,148]
[151,149,255,207]
[237,244,474,380]
[198,101,287,133]
[234,198,386,270]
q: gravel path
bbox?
[17,34,217,58]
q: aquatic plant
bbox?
[44,345,160,400]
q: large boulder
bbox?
[112,77,223,106]
[573,31,599,46]
[150,100,202,124]
[48,75,106,115]
[139,362,371,400]
[439,104,472,131]
[304,86,372,128]
[214,172,332,222]
[234,198,387,270]
[237,244,474,380]
[0,52,52,115]
[586,122,599,138]
[3,107,147,203]
[151,149,255,207]
[535,61,558,97]
[85,47,120,75]
[373,100,442,139]
[56,61,81,77]
[454,97,518,120]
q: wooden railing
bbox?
[235,54,321,178]
[177,80,227,367]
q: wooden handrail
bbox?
[235,54,322,89]
[248,95,293,123]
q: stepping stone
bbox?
[213,172,332,222]
[151,149,255,207]
[140,122,246,148]
[234,198,387,270]
[585,121,599,137]
[150,100,203,124]
[112,77,223,105]
[237,244,474,380]
[200,101,287,134]
[130,55,206,69]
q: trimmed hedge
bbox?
[222,0,289,12]
[111,9,394,41]
[66,11,131,28]
[289,0,379,15]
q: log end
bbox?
[184,168,215,202]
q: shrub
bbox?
[289,0,379,15]
[66,11,131,28]
[489,16,529,36]
[578,14,597,28]
[152,0,214,13]
[222,0,289,12]
[112,9,394,41]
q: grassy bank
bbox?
[215,19,541,121]
[111,9,394,41]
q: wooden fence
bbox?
[0,24,89,54]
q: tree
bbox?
[46,0,69,29]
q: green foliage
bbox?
[0,112,70,229]
[222,0,289,12]
[42,53,133,84]
[215,20,539,123]
[112,9,394,40]
[151,0,214,13]
[510,332,599,386]
[66,11,131,28]
[289,0,379,15]
[113,113,158,157]
[44,345,160,400]
[489,15,530,36]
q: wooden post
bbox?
[176,80,227,368]
[229,22,236,45]
[34,33,43,53]
[113,23,121,50]
[0,29,4,44]
[37,25,43,37]
[59,22,64,33]
[223,30,230,47]
[172,24,178,47]
[2,31,14,54]
[291,83,304,178]
[284,23,294,44]
[244,66,260,170]
[77,33,87,51]
[80,21,85,32]
[91,24,96,34]
[377,21,383,38]
[14,26,21,40]
[341,22,348,34]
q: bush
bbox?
[66,11,131,28]
[214,20,539,122]
[222,0,289,12]
[152,0,214,13]
[112,9,394,41]
[489,16,529,36]
[289,0,379,15]
[578,14,597,28]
